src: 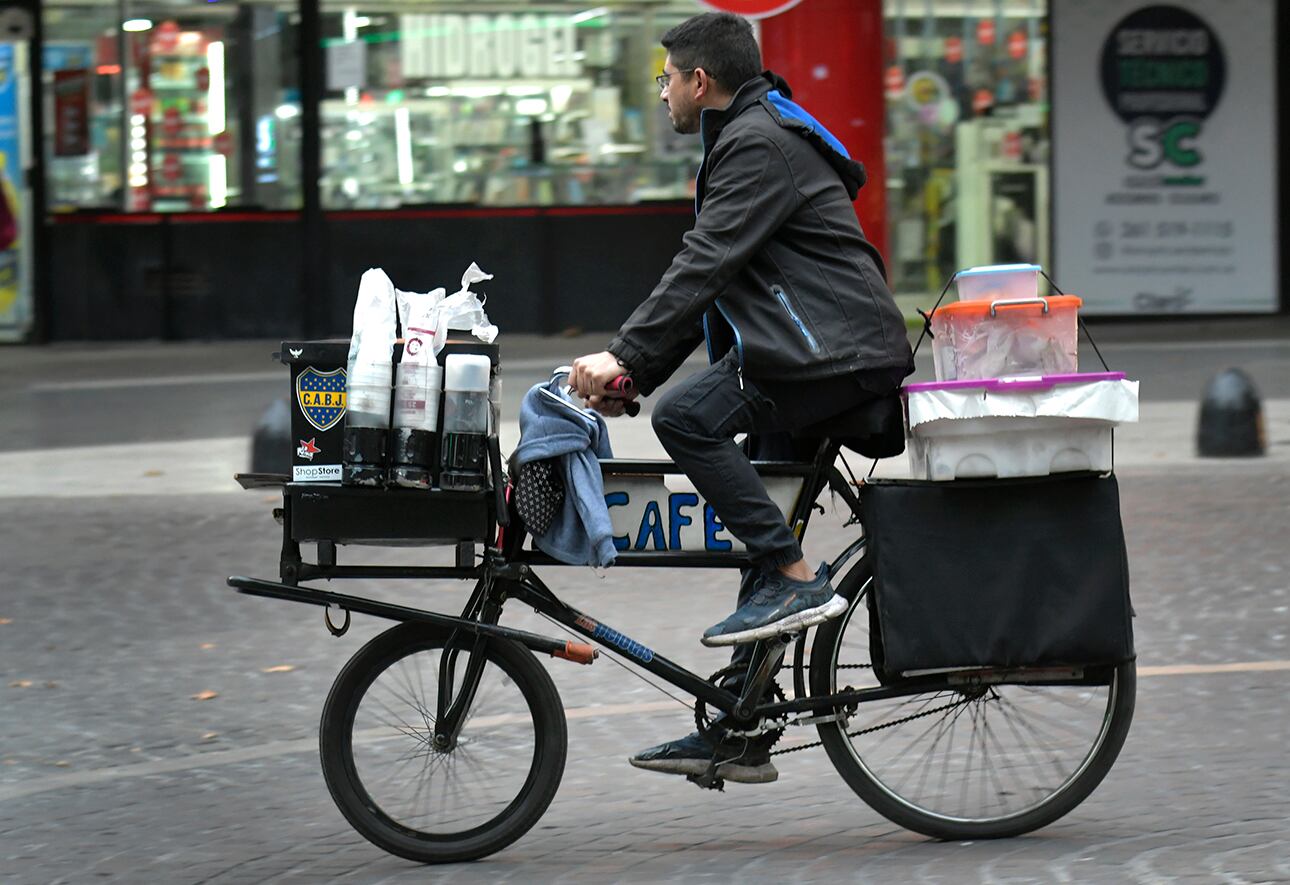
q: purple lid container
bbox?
[903,371,1127,395]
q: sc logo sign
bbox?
[1127,118,1202,169]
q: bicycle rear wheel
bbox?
[320,622,567,864]
[810,558,1135,840]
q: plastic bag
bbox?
[394,287,447,432]
[346,269,398,428]
[396,285,445,339]
[433,262,499,352]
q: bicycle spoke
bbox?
[349,643,540,837]
[824,579,1128,827]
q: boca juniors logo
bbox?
[296,367,347,432]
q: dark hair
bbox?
[661,12,762,93]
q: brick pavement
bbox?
[2,468,1289,882]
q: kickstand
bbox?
[686,754,726,792]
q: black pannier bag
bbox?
[860,473,1134,675]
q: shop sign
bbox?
[162,153,182,181]
[44,43,94,72]
[53,69,91,156]
[400,13,582,79]
[1052,0,1276,314]
[154,20,181,55]
[1002,130,1022,161]
[972,88,993,114]
[0,42,29,341]
[1007,29,1027,59]
[130,88,153,117]
[906,71,956,128]
[697,0,804,18]
[944,36,963,64]
[883,65,904,97]
[163,105,183,136]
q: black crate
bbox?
[279,338,500,485]
[287,482,493,545]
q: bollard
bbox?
[251,397,293,474]
[1197,368,1265,457]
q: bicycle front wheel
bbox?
[320,622,567,864]
[810,559,1135,840]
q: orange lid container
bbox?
[933,295,1082,317]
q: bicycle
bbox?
[229,381,1135,865]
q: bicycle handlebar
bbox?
[605,374,640,416]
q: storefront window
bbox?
[318,2,705,209]
[884,1,1049,294]
[42,0,301,212]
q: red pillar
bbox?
[759,0,888,265]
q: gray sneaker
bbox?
[628,730,778,784]
[701,563,846,647]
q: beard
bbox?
[667,99,699,134]
[669,107,699,134]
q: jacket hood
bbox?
[703,71,868,200]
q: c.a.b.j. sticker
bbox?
[296,367,347,431]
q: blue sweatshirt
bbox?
[514,379,617,567]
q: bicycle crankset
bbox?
[684,663,789,792]
[695,664,788,742]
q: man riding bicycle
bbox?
[570,12,912,784]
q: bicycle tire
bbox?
[320,622,567,864]
[810,557,1135,840]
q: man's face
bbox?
[660,55,700,134]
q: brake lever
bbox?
[554,366,640,417]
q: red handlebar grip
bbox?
[606,375,634,395]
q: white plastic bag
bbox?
[433,262,499,352]
[346,269,398,428]
[394,288,447,432]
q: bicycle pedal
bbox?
[686,772,725,792]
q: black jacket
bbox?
[608,72,912,396]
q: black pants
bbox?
[652,351,906,679]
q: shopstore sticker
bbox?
[294,464,341,482]
[296,367,347,432]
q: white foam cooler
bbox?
[902,372,1139,481]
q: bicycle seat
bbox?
[795,392,905,459]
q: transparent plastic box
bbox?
[954,263,1041,302]
[931,295,1081,381]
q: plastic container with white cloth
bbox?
[902,372,1139,481]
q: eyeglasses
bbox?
[655,68,696,91]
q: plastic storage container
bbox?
[903,372,1139,481]
[931,294,1081,381]
[342,358,393,487]
[954,263,1041,302]
[440,353,493,491]
[390,362,444,489]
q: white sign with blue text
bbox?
[602,472,804,554]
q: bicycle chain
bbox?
[769,694,974,757]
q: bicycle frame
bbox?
[230,438,1112,744]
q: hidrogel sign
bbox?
[400,14,581,79]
